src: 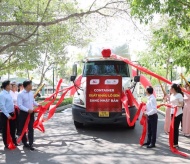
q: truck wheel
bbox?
[129,123,135,129]
[74,121,84,128]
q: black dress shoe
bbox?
[4,145,8,149]
[142,143,150,146]
[173,145,179,149]
[29,145,35,151]
[16,132,21,136]
[147,144,156,148]
[23,143,30,148]
[14,142,19,146]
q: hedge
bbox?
[37,97,73,107]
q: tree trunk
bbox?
[164,55,171,93]
[26,70,30,79]
[38,49,48,87]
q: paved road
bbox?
[0,108,190,164]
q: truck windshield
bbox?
[83,61,130,77]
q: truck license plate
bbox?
[99,111,109,117]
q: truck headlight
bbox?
[73,97,84,105]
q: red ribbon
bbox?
[33,106,47,132]
[17,114,30,144]
[14,105,20,112]
[43,86,74,122]
[121,89,146,145]
[157,104,189,157]
[6,113,17,150]
[111,54,190,95]
[17,79,64,142]
[139,113,147,145]
[33,79,64,132]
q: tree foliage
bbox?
[128,0,190,74]
[0,0,131,84]
[128,0,190,29]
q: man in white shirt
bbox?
[17,80,39,151]
[0,80,17,148]
[142,86,158,148]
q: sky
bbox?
[75,0,150,61]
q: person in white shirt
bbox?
[142,86,158,148]
[169,83,184,148]
[0,80,17,148]
[10,81,20,136]
[17,80,39,151]
[18,83,24,92]
[10,81,18,106]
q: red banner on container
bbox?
[86,76,122,112]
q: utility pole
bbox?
[53,67,55,93]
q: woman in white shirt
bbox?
[169,83,184,148]
[10,81,18,106]
[10,81,19,136]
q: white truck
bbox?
[70,43,140,128]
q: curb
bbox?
[157,109,166,116]
[56,104,72,112]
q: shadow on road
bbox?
[0,112,190,164]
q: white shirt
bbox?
[170,93,183,117]
[145,94,157,116]
[10,90,18,106]
[0,90,14,117]
[17,89,38,112]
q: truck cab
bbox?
[70,47,139,129]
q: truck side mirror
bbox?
[70,75,77,82]
[134,75,140,82]
[72,63,77,76]
[70,63,77,82]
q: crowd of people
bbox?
[143,82,190,149]
[163,82,190,140]
[0,78,189,151]
[0,80,40,151]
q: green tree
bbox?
[128,0,190,29]
[127,0,190,73]
[0,0,131,81]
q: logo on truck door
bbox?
[105,79,119,85]
[90,79,100,85]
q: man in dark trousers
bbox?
[0,80,17,148]
[17,80,39,151]
[0,86,3,133]
[143,86,158,148]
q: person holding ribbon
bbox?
[10,81,20,135]
[143,86,158,148]
[182,82,190,136]
[0,85,3,134]
[169,83,184,148]
[163,93,171,134]
[0,80,17,148]
[17,80,39,151]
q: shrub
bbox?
[37,97,73,107]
